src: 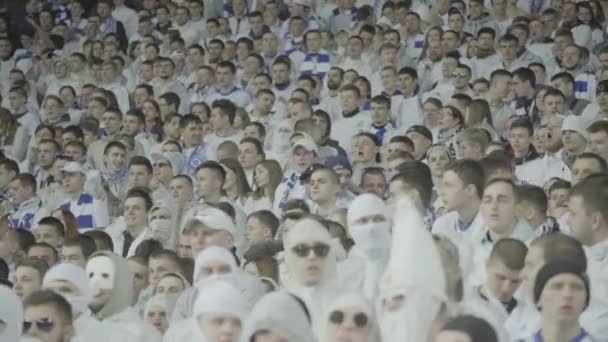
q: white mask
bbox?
[350,222,391,259]
[86,256,115,296]
[149,218,172,242]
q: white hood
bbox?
[0,285,22,341]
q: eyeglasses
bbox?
[328,310,369,328]
[291,243,330,258]
[23,318,55,333]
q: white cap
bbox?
[185,207,236,238]
[62,161,86,174]
[193,280,246,321]
[291,135,318,154]
[561,115,591,141]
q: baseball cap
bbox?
[292,135,318,154]
[561,115,591,141]
[61,162,86,175]
[323,156,352,175]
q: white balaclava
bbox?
[347,193,391,259]
[0,285,23,341]
[148,205,174,247]
[193,280,247,342]
[193,246,239,289]
[242,291,316,342]
[319,293,381,342]
[377,195,447,342]
[43,263,93,317]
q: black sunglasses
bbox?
[329,310,369,328]
[291,243,330,258]
[23,318,54,332]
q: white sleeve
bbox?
[93,198,110,228]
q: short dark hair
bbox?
[15,173,37,194]
[531,233,587,270]
[489,238,528,270]
[159,92,181,110]
[240,137,265,157]
[23,290,73,324]
[128,156,153,174]
[574,152,608,173]
[212,99,237,125]
[196,160,227,182]
[63,235,97,259]
[125,187,153,211]
[444,160,485,198]
[248,210,280,237]
[512,67,536,87]
[517,184,548,215]
[570,174,608,222]
[509,117,534,136]
[391,161,433,208]
[0,158,19,176]
[83,230,114,251]
[37,217,65,237]
[587,120,608,136]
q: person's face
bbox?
[129,165,153,188]
[156,275,186,295]
[340,90,360,113]
[143,101,160,121]
[403,14,420,32]
[511,76,529,98]
[441,57,458,80]
[492,75,513,100]
[352,136,377,163]
[571,157,602,185]
[309,170,338,203]
[146,304,169,334]
[538,273,588,321]
[305,32,321,53]
[61,245,86,267]
[562,46,582,70]
[245,217,271,243]
[34,224,63,249]
[589,130,608,161]
[254,164,270,188]
[439,108,460,129]
[102,112,122,135]
[0,165,15,189]
[148,257,177,288]
[289,237,329,286]
[271,63,289,84]
[104,147,127,171]
[23,305,71,342]
[362,174,386,197]
[127,260,148,300]
[197,168,222,198]
[198,314,242,342]
[509,127,532,157]
[370,102,389,126]
[453,67,470,89]
[153,159,174,185]
[175,8,189,25]
[561,130,587,154]
[163,117,182,140]
[122,114,141,136]
[348,38,363,58]
[289,19,306,36]
[568,195,595,245]
[184,122,203,146]
[14,266,42,301]
[238,142,262,170]
[544,95,566,115]
[178,233,193,258]
[170,178,193,205]
[262,33,278,53]
[438,170,468,210]
[37,143,57,169]
[380,69,397,91]
[485,259,522,303]
[324,305,371,342]
[499,40,517,61]
[481,182,518,233]
[293,147,315,172]
[123,196,148,229]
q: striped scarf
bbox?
[300,49,331,80]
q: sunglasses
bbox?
[329,310,369,328]
[452,72,468,79]
[23,318,54,333]
[291,243,330,258]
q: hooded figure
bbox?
[242,291,316,342]
[42,263,134,342]
[85,251,162,342]
[192,281,247,342]
[377,195,447,342]
[283,218,342,332]
[343,194,392,299]
[319,293,381,342]
[0,284,22,342]
[148,204,178,250]
[171,246,263,322]
[145,295,174,335]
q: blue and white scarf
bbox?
[300,49,331,80]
